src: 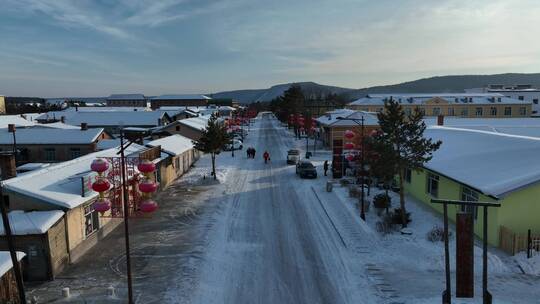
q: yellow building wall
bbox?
[0,96,5,114]
[349,103,531,118]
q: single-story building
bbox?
[315,109,379,151]
[2,144,152,268]
[0,210,65,281]
[35,110,173,135]
[146,135,200,187]
[403,126,540,249]
[0,126,110,163]
[162,117,208,141]
[0,251,25,301]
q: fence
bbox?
[499,226,540,256]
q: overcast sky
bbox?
[1,0,540,97]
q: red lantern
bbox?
[91,158,109,173]
[140,199,158,213]
[139,180,158,193]
[92,178,110,192]
[93,199,111,213]
[345,154,355,161]
[137,159,156,173]
[344,130,355,139]
[344,142,355,150]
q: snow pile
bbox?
[514,251,540,275]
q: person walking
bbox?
[252,148,256,159]
[247,147,251,158]
[323,160,329,176]
[263,151,270,164]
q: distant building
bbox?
[465,84,540,115]
[0,96,5,114]
[150,94,211,109]
[348,93,532,118]
[106,94,147,107]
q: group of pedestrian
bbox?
[247,147,257,158]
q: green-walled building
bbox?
[403,126,540,252]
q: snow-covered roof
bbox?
[96,139,120,150]
[424,126,540,198]
[0,210,64,235]
[107,94,146,100]
[0,252,25,278]
[3,144,145,209]
[36,111,168,127]
[17,163,51,172]
[424,117,540,138]
[0,127,104,145]
[147,135,194,156]
[65,106,149,112]
[177,117,208,131]
[349,93,530,106]
[35,122,80,129]
[316,110,378,127]
[0,115,36,128]
[151,94,211,100]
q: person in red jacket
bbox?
[263,151,270,164]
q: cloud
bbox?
[6,0,131,39]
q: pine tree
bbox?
[193,114,230,180]
[374,98,442,227]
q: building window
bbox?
[490,107,497,116]
[419,108,426,116]
[533,99,538,104]
[461,187,479,220]
[84,204,100,237]
[70,148,81,159]
[520,107,527,116]
[448,107,454,116]
[518,96,524,100]
[175,126,180,131]
[404,168,412,183]
[504,107,512,116]
[426,173,439,198]
[45,148,56,161]
[460,108,468,117]
[432,107,441,116]
[475,107,483,116]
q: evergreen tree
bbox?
[374,98,442,227]
[193,114,230,180]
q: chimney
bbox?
[7,124,15,133]
[0,154,16,179]
[437,115,444,126]
[60,116,65,123]
[81,122,88,130]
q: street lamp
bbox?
[337,115,366,220]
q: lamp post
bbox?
[338,115,366,220]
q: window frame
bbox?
[426,173,439,198]
[475,107,483,117]
[504,107,512,116]
[460,186,479,220]
[44,148,56,161]
[490,107,497,116]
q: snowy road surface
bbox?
[175,114,374,304]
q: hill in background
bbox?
[211,73,540,103]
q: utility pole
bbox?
[119,130,134,304]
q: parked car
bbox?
[287,149,300,165]
[224,139,243,151]
[296,160,317,178]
